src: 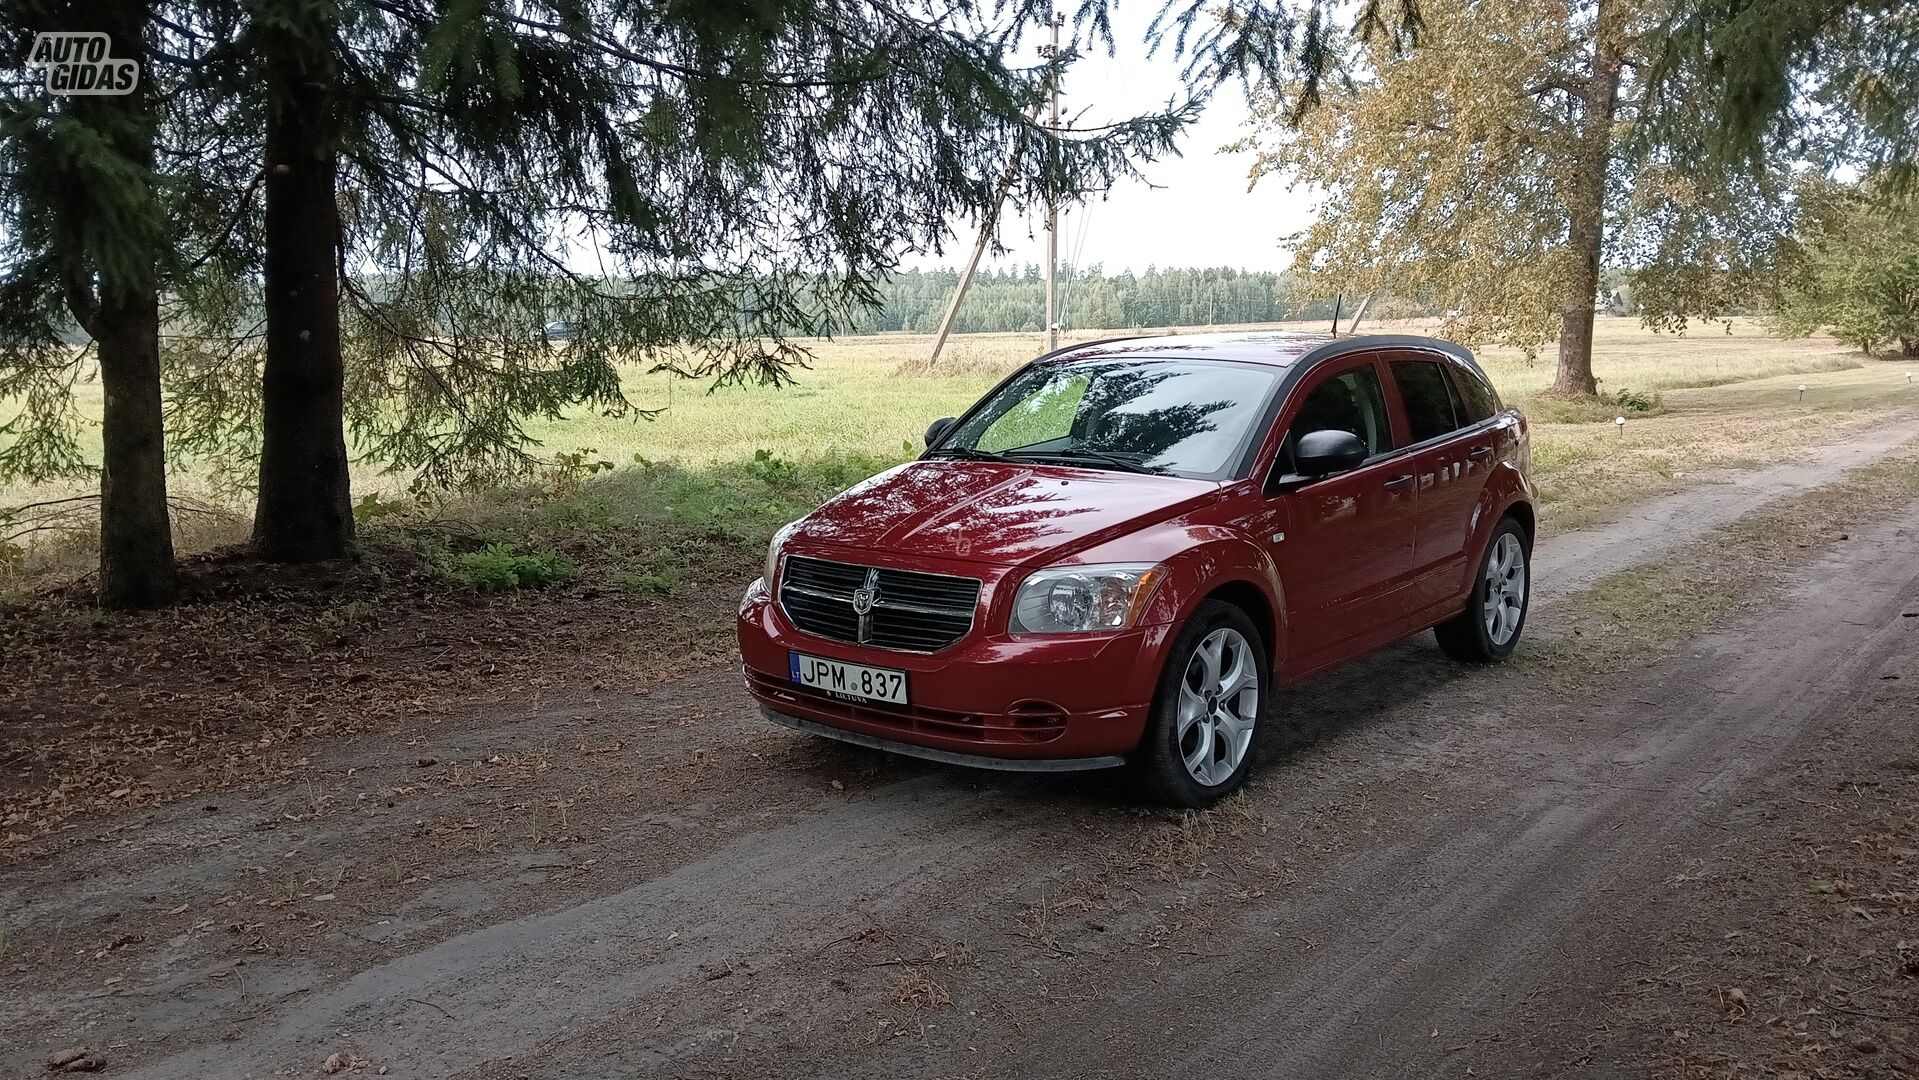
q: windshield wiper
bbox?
[925,446,1016,463]
[1008,447,1164,474]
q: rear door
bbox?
[1386,355,1488,613]
[1263,353,1419,667]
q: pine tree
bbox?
[1,0,177,607]
[1652,0,1919,183]
[183,0,1198,562]
[6,0,1425,596]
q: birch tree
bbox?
[1237,0,1781,397]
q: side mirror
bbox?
[924,416,957,448]
[1294,429,1369,477]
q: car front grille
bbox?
[778,555,982,653]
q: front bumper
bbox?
[736,578,1170,764]
[759,707,1126,772]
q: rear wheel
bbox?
[1434,517,1530,663]
[1134,600,1267,807]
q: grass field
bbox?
[521,316,1917,531]
[523,317,1877,468]
[6,316,1919,585]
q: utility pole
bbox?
[1346,293,1375,335]
[1042,2,1062,353]
[926,6,1065,365]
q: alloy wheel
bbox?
[1176,627,1258,787]
[1483,532,1527,646]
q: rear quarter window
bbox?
[1449,364,1499,423]
[1391,360,1462,444]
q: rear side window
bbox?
[1392,361,1461,444]
[1287,366,1392,457]
[1449,364,1499,423]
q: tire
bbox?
[1434,516,1531,663]
[1133,599,1269,807]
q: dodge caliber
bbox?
[736,332,1536,805]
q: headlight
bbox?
[764,522,797,586]
[1009,563,1164,634]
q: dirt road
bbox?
[6,430,1918,1079]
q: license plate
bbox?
[789,652,909,705]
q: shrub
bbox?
[441,544,576,592]
[1610,387,1661,413]
[1771,185,1919,356]
[1522,385,1665,423]
[746,448,802,487]
[352,492,408,523]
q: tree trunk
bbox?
[253,54,354,562]
[93,290,177,607]
[77,0,176,608]
[1551,0,1625,398]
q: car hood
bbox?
[788,459,1220,566]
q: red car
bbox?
[736,332,1535,805]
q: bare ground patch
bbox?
[1523,455,1919,1078]
[0,526,763,859]
[5,420,1919,1078]
[1638,657,1918,1079]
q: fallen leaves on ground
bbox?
[2,536,756,861]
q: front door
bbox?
[1264,355,1419,670]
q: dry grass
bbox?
[533,318,1888,473]
[1527,363,1919,531]
[886,966,954,1009]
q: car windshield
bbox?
[933,358,1283,480]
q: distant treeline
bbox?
[845,266,1356,335]
[131,267,1418,345]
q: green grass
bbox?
[431,448,905,549]
[7,317,1919,587]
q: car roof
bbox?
[1037,330,1479,375]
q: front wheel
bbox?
[1434,517,1531,663]
[1134,600,1268,807]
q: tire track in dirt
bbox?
[108,781,1093,1077]
[1145,510,1919,1079]
[1531,412,1919,598]
[763,505,1919,1080]
[28,422,1919,1079]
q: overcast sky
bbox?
[899,5,1321,276]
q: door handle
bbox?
[1467,446,1494,462]
[1382,474,1415,491]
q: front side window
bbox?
[1286,366,1392,458]
[1393,360,1463,444]
[937,359,1284,480]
